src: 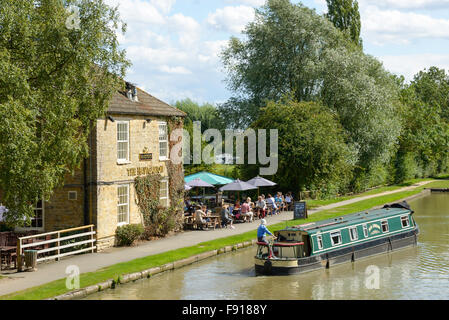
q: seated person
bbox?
[233,200,242,220]
[266,194,278,215]
[275,192,284,212]
[220,204,235,229]
[194,205,210,227]
[255,196,267,219]
[241,197,254,223]
[184,197,194,216]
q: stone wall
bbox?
[94,115,171,247]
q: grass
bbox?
[306,178,430,209]
[2,179,448,300]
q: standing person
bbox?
[285,192,293,211]
[266,194,277,215]
[241,197,254,223]
[255,196,267,219]
[257,219,277,259]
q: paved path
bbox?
[0,180,433,296]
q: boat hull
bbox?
[255,227,419,276]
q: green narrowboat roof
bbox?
[286,205,412,235]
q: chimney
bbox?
[125,82,138,102]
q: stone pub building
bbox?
[9,83,186,250]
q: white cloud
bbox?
[207,5,256,33]
[224,0,266,6]
[360,0,449,10]
[150,0,176,14]
[159,65,192,75]
[104,0,166,25]
[362,5,449,45]
[379,54,449,81]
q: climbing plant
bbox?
[167,116,186,232]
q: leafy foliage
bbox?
[0,0,130,225]
[325,0,362,47]
[244,98,355,197]
[115,224,144,247]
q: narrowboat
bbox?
[255,201,419,275]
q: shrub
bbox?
[115,224,144,247]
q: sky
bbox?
[103,0,449,105]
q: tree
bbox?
[0,0,130,225]
[174,98,225,133]
[220,0,351,127]
[220,0,401,190]
[325,0,362,47]
[243,98,355,197]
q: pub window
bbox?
[117,121,130,162]
[349,227,358,241]
[401,216,410,228]
[160,179,169,207]
[68,191,77,201]
[117,185,129,225]
[381,220,389,233]
[159,122,168,160]
[363,224,368,238]
[330,231,342,246]
[25,199,44,229]
[316,235,323,250]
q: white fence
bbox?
[17,225,96,270]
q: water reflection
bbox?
[85,193,449,300]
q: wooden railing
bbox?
[17,225,96,271]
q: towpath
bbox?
[0,180,433,296]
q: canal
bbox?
[84,192,449,300]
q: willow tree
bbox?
[220,0,402,190]
[0,0,130,225]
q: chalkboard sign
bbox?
[293,201,307,220]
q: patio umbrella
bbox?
[184,184,192,191]
[246,176,277,197]
[185,171,234,186]
[186,178,215,203]
[219,179,258,201]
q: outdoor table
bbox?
[0,246,17,270]
[206,215,221,230]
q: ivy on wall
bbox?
[132,116,185,239]
[167,116,185,232]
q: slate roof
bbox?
[108,87,186,118]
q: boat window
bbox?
[330,231,342,246]
[317,235,323,250]
[349,227,358,241]
[401,216,410,228]
[363,224,368,238]
[381,220,389,233]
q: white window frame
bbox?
[349,226,358,241]
[117,184,130,226]
[400,215,410,228]
[160,178,169,207]
[158,121,168,161]
[117,121,130,164]
[330,231,342,246]
[381,220,389,233]
[19,199,45,231]
[363,224,368,238]
[316,234,323,250]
